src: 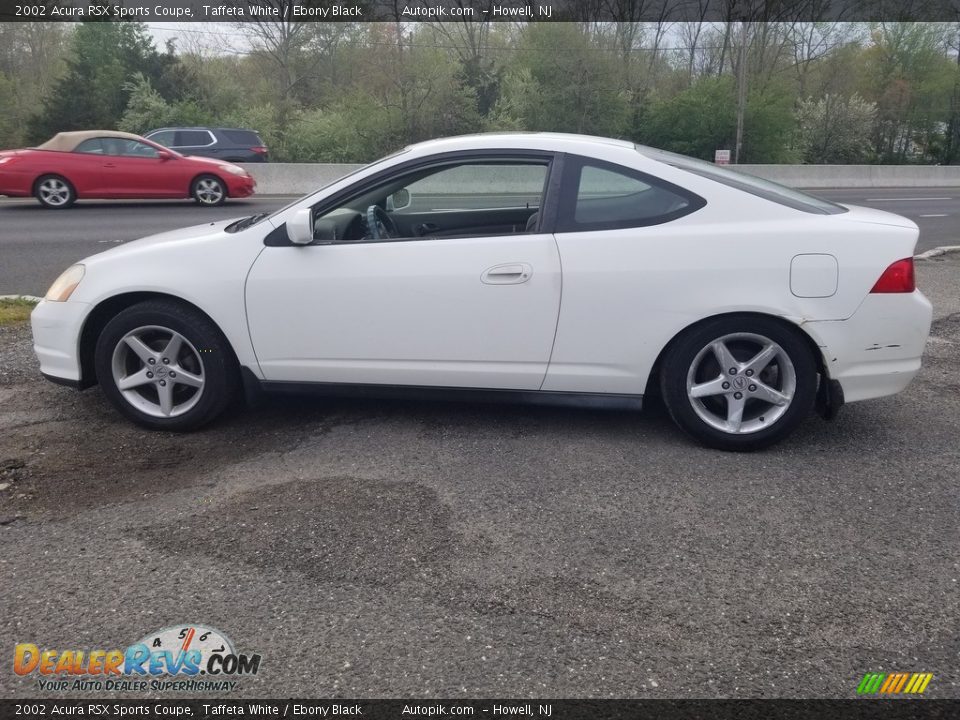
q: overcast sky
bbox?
[147,22,249,54]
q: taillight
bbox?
[251,146,268,155]
[870,257,915,293]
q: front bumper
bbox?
[804,290,933,403]
[31,299,90,385]
[227,175,256,198]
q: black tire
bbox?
[191,174,227,206]
[660,315,818,451]
[94,300,238,431]
[34,174,76,209]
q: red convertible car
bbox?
[0,130,256,208]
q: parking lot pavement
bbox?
[1,256,958,699]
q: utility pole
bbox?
[734,20,749,164]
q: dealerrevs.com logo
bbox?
[14,625,261,692]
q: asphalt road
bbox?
[0,187,958,296]
[1,255,958,699]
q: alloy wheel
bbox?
[685,332,797,434]
[195,178,224,205]
[110,325,206,418]
[38,178,71,207]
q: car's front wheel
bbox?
[191,175,227,206]
[94,300,238,431]
[660,316,818,451]
[35,174,76,209]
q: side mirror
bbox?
[386,188,411,212]
[287,208,315,245]
[157,150,173,161]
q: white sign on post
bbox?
[715,149,731,165]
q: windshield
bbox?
[636,145,847,215]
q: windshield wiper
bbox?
[226,212,269,233]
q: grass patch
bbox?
[0,297,38,326]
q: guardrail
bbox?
[239,162,960,195]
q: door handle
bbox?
[103,163,116,168]
[481,263,533,285]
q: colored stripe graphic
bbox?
[904,674,920,694]
[893,673,909,693]
[857,673,885,694]
[857,672,933,695]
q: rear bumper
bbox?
[31,299,89,386]
[0,170,32,197]
[804,290,933,403]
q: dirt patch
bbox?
[139,476,466,586]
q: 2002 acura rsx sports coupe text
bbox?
[31,133,932,450]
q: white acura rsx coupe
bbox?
[31,133,932,451]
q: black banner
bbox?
[2,700,960,719]
[1,0,960,23]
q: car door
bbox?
[67,138,111,195]
[541,155,708,395]
[170,129,218,159]
[99,138,186,197]
[245,154,563,390]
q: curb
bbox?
[0,295,41,302]
[915,245,960,260]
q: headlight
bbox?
[224,164,248,176]
[45,264,85,302]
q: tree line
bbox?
[1,19,959,164]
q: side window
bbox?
[107,140,159,158]
[402,163,547,214]
[177,130,214,147]
[310,159,551,243]
[558,157,705,232]
[223,130,261,145]
[74,138,105,154]
[148,131,176,147]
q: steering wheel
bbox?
[366,205,399,240]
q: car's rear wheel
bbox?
[35,174,76,209]
[191,175,227,206]
[94,300,238,431]
[660,316,818,451]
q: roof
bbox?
[404,132,636,155]
[35,130,147,152]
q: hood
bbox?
[184,155,241,169]
[836,204,918,230]
[85,218,244,262]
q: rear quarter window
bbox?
[636,145,848,215]
[73,138,106,154]
[222,130,262,145]
[557,156,706,232]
